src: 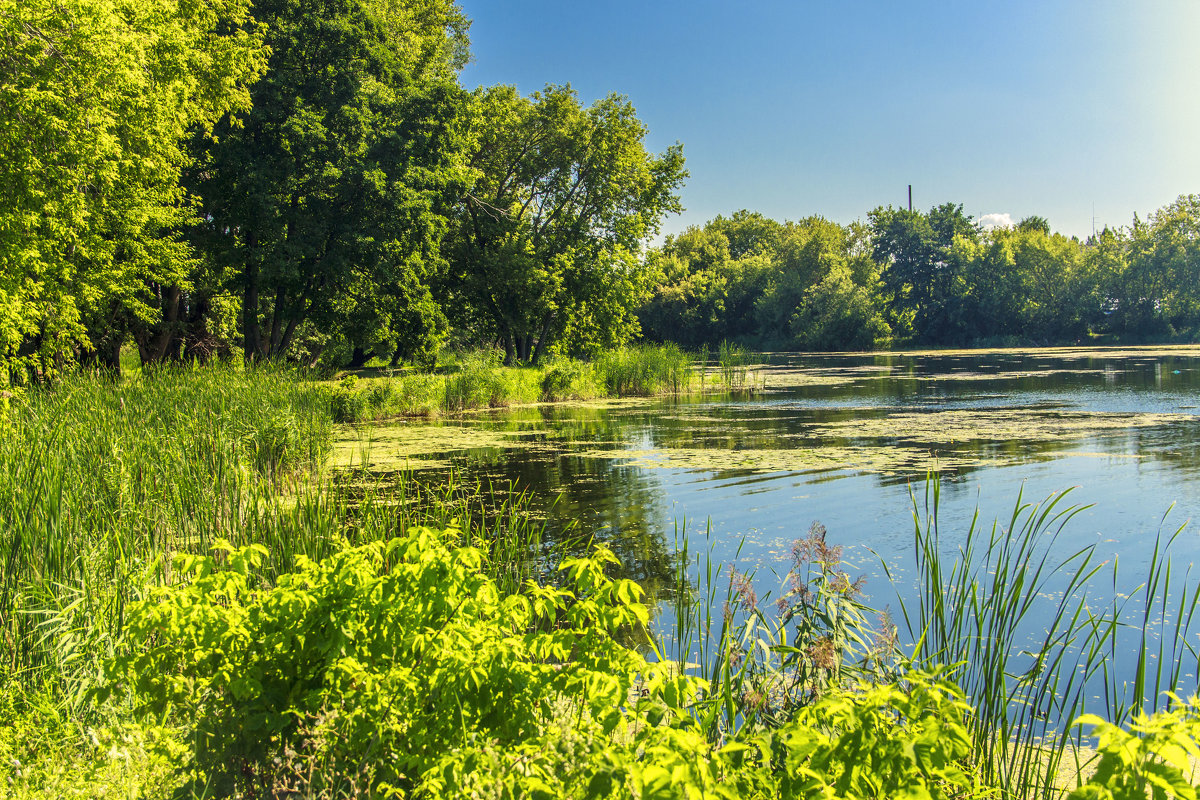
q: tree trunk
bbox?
[267,285,286,358]
[502,328,516,366]
[274,314,302,361]
[139,284,183,364]
[516,335,532,363]
[183,294,215,363]
[243,231,261,363]
[530,314,555,365]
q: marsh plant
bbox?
[893,475,1200,800]
[717,339,752,391]
[328,345,688,422]
[0,365,331,689]
[669,520,898,743]
[593,343,692,396]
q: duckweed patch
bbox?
[807,409,1197,444]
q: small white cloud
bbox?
[978,212,1014,231]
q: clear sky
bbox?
[457,0,1200,240]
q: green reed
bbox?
[593,343,692,396]
[663,473,1200,797]
[331,466,557,597]
[665,519,894,745]
[892,474,1200,799]
[0,366,332,690]
[717,340,750,391]
[0,364,564,719]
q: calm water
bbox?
[338,346,1200,692]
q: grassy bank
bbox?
[328,342,761,422]
[1,366,1197,798]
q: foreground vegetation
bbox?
[1,365,1199,798]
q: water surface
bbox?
[337,346,1200,688]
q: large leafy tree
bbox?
[1124,195,1200,336]
[448,84,686,364]
[0,0,266,380]
[869,203,978,342]
[189,0,471,363]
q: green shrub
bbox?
[1070,698,1200,800]
[104,528,651,796]
[540,358,598,401]
[102,529,982,799]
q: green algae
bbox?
[806,409,1195,443]
[567,444,983,476]
[331,347,1200,480]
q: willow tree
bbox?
[189,0,471,363]
[448,84,686,364]
[0,0,266,380]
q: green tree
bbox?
[788,264,890,350]
[1123,195,1200,337]
[0,0,266,380]
[756,216,866,341]
[870,203,977,343]
[189,0,470,363]
[448,84,686,364]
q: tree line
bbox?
[641,198,1200,351]
[2,0,684,381]
[5,0,1198,384]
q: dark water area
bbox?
[337,346,1200,704]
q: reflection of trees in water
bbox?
[1119,422,1200,473]
[459,452,678,609]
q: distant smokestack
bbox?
[908,185,913,213]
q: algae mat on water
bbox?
[333,405,1197,479]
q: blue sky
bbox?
[457,0,1200,240]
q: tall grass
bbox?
[593,343,692,396]
[332,467,559,597]
[717,340,752,391]
[665,519,895,744]
[663,474,1200,797]
[442,350,539,412]
[329,352,600,422]
[0,366,562,712]
[891,475,1200,799]
[0,365,332,694]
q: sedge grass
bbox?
[592,343,692,396]
[891,474,1200,799]
[0,365,559,707]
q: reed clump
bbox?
[0,365,332,686]
[592,343,692,396]
[329,345,688,422]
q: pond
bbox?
[336,345,1200,703]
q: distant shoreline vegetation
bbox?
[328,342,753,422]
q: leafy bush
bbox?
[1070,699,1200,800]
[104,527,649,796]
[539,358,599,401]
[103,528,982,799]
